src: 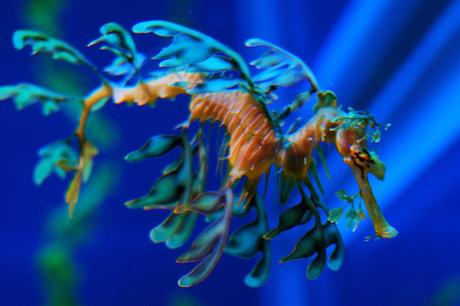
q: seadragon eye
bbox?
[359,151,369,161]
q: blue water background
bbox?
[0,0,459,305]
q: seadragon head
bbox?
[334,110,397,238]
[335,127,386,179]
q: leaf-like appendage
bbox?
[193,130,207,194]
[187,79,241,94]
[126,131,202,253]
[59,140,99,218]
[81,142,98,182]
[244,242,271,288]
[145,133,204,249]
[125,135,181,162]
[165,213,198,249]
[126,129,270,287]
[331,190,366,232]
[13,30,93,68]
[310,158,325,194]
[179,192,224,214]
[313,90,337,112]
[335,189,356,203]
[125,171,182,209]
[33,141,78,185]
[89,23,144,81]
[177,188,234,288]
[246,38,318,92]
[333,107,390,144]
[280,222,344,276]
[280,174,297,204]
[327,207,344,223]
[279,192,345,280]
[225,195,271,287]
[264,202,312,240]
[0,84,80,115]
[315,145,331,179]
[177,247,222,288]
[226,221,261,258]
[66,172,82,218]
[132,20,253,92]
[125,132,195,209]
[176,220,223,263]
[150,212,198,249]
[162,155,184,176]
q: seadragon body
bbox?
[0,21,397,288]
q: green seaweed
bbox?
[20,3,123,306]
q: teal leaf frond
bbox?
[34,141,78,185]
[124,135,181,162]
[246,38,318,93]
[132,20,253,92]
[226,196,272,287]
[177,189,233,287]
[273,190,344,279]
[0,84,81,116]
[332,189,366,232]
[13,30,93,68]
[264,201,312,240]
[125,131,203,253]
[150,212,198,249]
[88,23,144,81]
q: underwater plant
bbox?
[0,21,397,288]
[38,163,120,306]
[19,2,124,305]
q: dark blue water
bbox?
[0,1,459,305]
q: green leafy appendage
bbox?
[125,129,272,287]
[225,196,272,287]
[266,189,344,280]
[331,107,391,143]
[328,189,366,233]
[0,84,80,115]
[13,30,93,68]
[34,140,78,185]
[132,20,253,93]
[89,22,144,82]
[246,38,318,92]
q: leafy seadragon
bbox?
[0,21,397,288]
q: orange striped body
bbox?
[279,107,341,178]
[110,73,343,183]
[189,92,279,180]
[111,73,279,181]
